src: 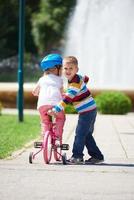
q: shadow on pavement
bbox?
[51,162,134,168]
[92,163,134,167]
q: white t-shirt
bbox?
[36,74,63,109]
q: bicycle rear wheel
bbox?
[54,137,62,161]
[43,131,52,164]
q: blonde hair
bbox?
[63,56,78,66]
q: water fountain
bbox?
[64,0,134,90]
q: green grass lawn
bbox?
[0,114,40,159]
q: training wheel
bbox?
[29,152,33,164]
[62,153,67,165]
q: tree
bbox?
[0,0,18,58]
[31,0,76,55]
[0,0,40,59]
[0,0,76,59]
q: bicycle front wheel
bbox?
[43,131,52,164]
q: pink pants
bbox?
[38,105,66,138]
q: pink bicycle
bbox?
[29,115,69,164]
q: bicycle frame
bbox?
[29,115,69,164]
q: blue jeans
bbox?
[72,109,104,159]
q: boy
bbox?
[49,56,104,164]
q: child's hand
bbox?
[83,75,89,84]
[32,85,40,96]
[47,109,57,117]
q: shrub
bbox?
[65,104,77,114]
[95,91,132,114]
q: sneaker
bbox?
[85,157,104,164]
[55,137,61,147]
[55,135,61,141]
[67,157,84,164]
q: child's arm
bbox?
[47,87,65,117]
[32,84,40,96]
[51,82,81,114]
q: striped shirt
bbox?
[53,74,96,114]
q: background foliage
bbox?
[0,0,76,82]
[0,0,76,60]
[32,0,76,55]
[95,91,132,114]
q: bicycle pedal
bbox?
[34,141,42,148]
[60,144,69,150]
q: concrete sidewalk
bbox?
[0,110,134,200]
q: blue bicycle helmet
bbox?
[40,54,63,71]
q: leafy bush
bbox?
[65,104,77,114]
[0,102,2,115]
[95,91,132,114]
